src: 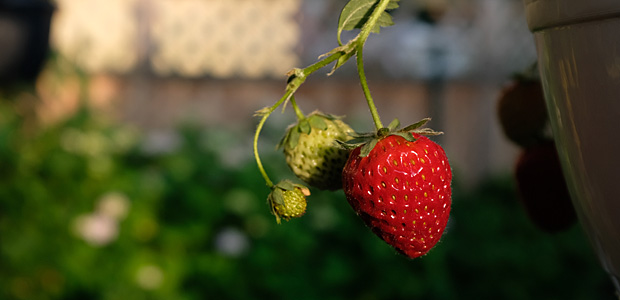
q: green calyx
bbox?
[268,180,310,224]
[338,118,442,157]
[277,111,344,150]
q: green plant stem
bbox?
[355,44,383,130]
[290,95,305,120]
[253,51,344,188]
[254,92,291,188]
[359,0,392,42]
[353,0,392,131]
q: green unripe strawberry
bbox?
[279,111,354,190]
[268,180,310,224]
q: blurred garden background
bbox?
[0,0,617,299]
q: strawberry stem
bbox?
[254,92,293,188]
[353,0,391,131]
[356,43,383,130]
[254,51,344,189]
[290,95,305,120]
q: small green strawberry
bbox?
[279,111,354,190]
[267,180,310,224]
[340,119,452,258]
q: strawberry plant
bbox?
[253,0,452,258]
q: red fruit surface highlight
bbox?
[342,133,452,258]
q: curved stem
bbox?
[290,95,305,120]
[254,92,292,188]
[356,44,383,130]
[253,51,344,189]
[254,116,274,187]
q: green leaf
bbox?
[337,0,400,45]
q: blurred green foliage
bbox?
[0,99,615,300]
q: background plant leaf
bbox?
[337,0,400,45]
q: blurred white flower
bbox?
[214,227,250,257]
[73,213,118,247]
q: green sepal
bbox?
[268,188,285,224]
[270,188,285,206]
[359,138,379,157]
[336,131,375,150]
[277,123,297,150]
[276,180,297,191]
[308,114,328,130]
[387,118,400,131]
[338,117,443,157]
[278,111,342,151]
[298,119,311,134]
[288,128,300,149]
[412,127,443,136]
[401,118,430,132]
[390,131,414,142]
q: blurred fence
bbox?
[44,0,538,186]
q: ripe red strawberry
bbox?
[515,141,577,233]
[342,122,452,258]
